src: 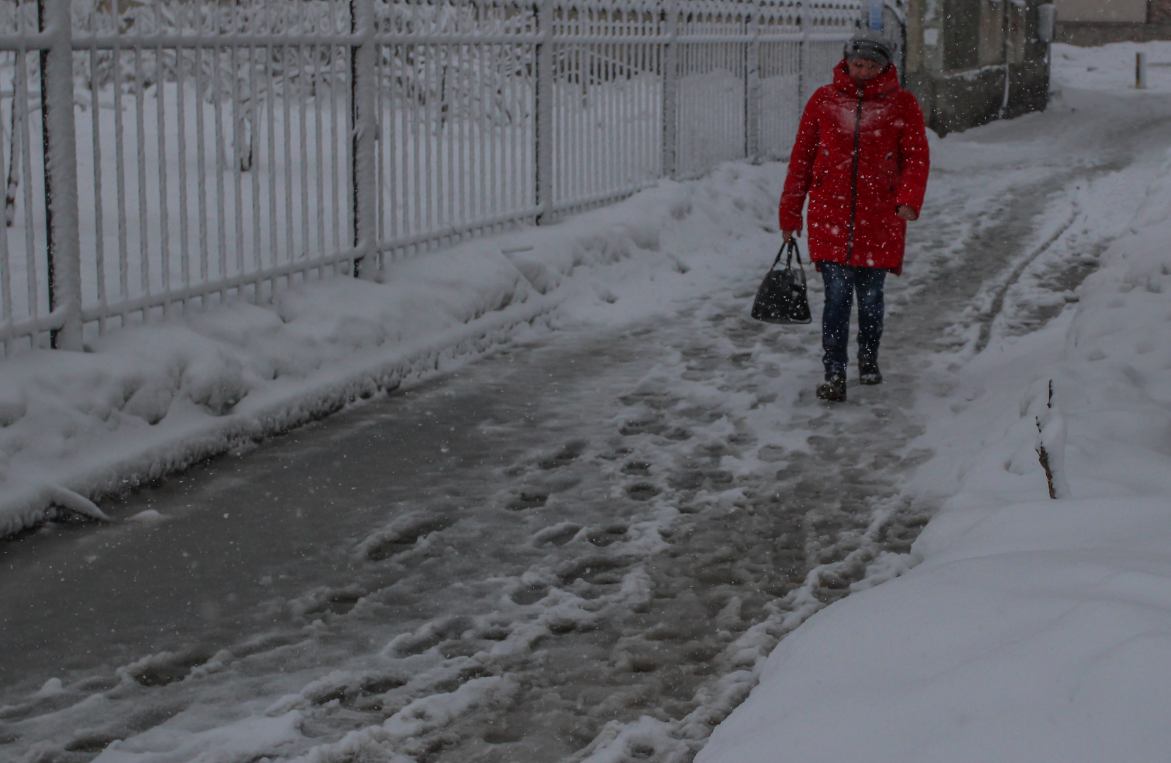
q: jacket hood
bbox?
[833,60,901,98]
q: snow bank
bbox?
[92,711,305,763]
[1051,40,1171,93]
[698,44,1171,763]
[0,164,784,537]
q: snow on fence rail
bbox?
[0,0,858,355]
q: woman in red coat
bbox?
[779,31,930,402]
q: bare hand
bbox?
[781,230,797,242]
[896,204,919,222]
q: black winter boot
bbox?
[859,359,882,385]
[816,373,847,402]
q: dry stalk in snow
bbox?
[1035,380,1072,500]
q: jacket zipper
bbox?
[845,91,863,266]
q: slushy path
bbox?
[2,86,1167,763]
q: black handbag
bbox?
[751,239,812,324]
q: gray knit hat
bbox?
[843,30,893,68]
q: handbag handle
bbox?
[771,238,805,271]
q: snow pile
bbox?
[697,49,1171,763]
[91,711,305,763]
[0,164,783,537]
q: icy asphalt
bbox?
[3,85,1171,763]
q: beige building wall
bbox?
[1055,0,1148,22]
[978,1,1006,65]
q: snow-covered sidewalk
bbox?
[0,162,784,537]
[697,42,1171,763]
[5,39,1171,763]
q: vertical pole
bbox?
[534,0,554,222]
[999,0,1012,118]
[1137,51,1148,89]
[661,0,678,179]
[38,0,82,350]
[745,6,761,162]
[798,0,810,108]
[350,0,377,278]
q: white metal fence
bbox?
[0,0,859,355]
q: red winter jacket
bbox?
[778,62,930,275]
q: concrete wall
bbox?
[1053,0,1171,43]
[906,56,1049,135]
[905,0,1050,135]
[1055,0,1148,23]
[1056,20,1171,43]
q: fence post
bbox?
[661,0,679,179]
[38,0,82,350]
[534,0,554,222]
[350,0,378,278]
[798,0,810,108]
[744,5,761,162]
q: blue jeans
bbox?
[820,262,886,378]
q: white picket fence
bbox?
[0,0,859,354]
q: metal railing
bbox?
[0,0,859,355]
